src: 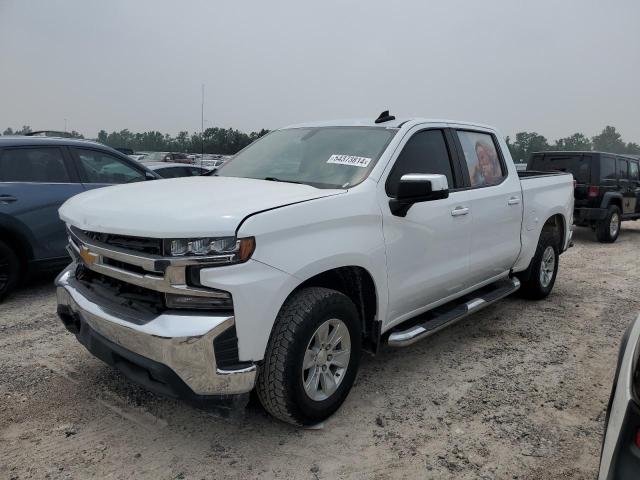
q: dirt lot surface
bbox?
[2,224,640,480]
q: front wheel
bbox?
[256,287,361,426]
[596,205,621,243]
[518,232,559,300]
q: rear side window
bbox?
[386,130,454,197]
[528,154,591,184]
[630,162,639,181]
[601,157,617,180]
[617,159,629,180]
[456,131,505,187]
[0,147,71,183]
[73,148,145,184]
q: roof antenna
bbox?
[375,110,396,124]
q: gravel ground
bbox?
[2,223,639,479]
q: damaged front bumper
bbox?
[55,266,256,400]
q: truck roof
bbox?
[282,117,497,131]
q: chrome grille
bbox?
[72,226,162,255]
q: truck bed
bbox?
[513,170,574,272]
[517,170,572,179]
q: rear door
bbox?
[69,147,147,191]
[629,160,640,215]
[600,155,619,203]
[452,129,522,287]
[617,158,634,215]
[0,146,83,260]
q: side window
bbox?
[73,148,145,184]
[456,131,505,187]
[386,130,454,197]
[601,157,617,180]
[617,159,629,180]
[630,161,639,181]
[0,147,72,183]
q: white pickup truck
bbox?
[56,114,574,425]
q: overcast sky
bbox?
[1,0,639,142]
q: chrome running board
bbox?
[387,277,520,348]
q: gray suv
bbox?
[0,136,157,300]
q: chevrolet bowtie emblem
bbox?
[79,245,98,266]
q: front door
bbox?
[0,146,84,260]
[379,127,473,326]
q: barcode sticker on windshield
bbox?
[327,154,372,168]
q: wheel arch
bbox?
[601,192,623,210]
[516,213,566,282]
[284,265,381,354]
[0,223,34,273]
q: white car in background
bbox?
[143,162,209,178]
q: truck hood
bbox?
[59,176,345,238]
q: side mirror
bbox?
[145,172,157,180]
[389,173,449,217]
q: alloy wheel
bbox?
[539,246,556,288]
[302,318,351,401]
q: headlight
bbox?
[164,236,255,263]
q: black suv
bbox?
[528,151,640,243]
[0,136,158,300]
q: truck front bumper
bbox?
[55,266,256,399]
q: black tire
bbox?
[256,287,361,426]
[0,240,20,302]
[596,205,621,243]
[518,231,559,300]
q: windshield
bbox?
[216,127,397,188]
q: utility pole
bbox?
[201,84,205,168]
[64,118,68,133]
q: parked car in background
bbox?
[528,151,640,242]
[144,162,209,178]
[200,154,231,169]
[114,147,134,155]
[56,115,574,425]
[515,162,528,172]
[144,151,191,164]
[128,153,148,162]
[599,313,640,479]
[0,136,158,301]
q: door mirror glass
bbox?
[390,173,449,217]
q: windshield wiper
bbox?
[263,177,303,184]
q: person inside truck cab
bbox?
[472,140,502,186]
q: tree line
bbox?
[506,126,640,163]
[1,125,269,155]
[2,124,639,160]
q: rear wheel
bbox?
[518,232,559,300]
[256,287,361,426]
[0,240,20,302]
[596,205,621,243]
